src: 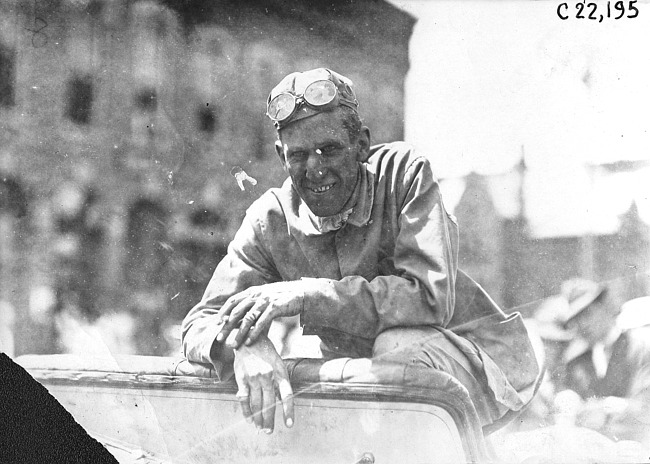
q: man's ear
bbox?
[275,140,287,169]
[355,126,371,163]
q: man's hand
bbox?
[576,396,629,431]
[232,333,294,433]
[216,282,303,349]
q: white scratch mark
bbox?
[230,166,258,191]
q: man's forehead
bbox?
[280,133,346,154]
[279,111,348,145]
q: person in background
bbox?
[549,279,650,446]
[557,279,620,398]
[181,68,540,435]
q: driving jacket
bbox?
[182,142,540,417]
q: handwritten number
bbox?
[614,0,626,18]
[24,1,49,48]
[25,16,48,48]
[560,1,639,20]
[587,3,598,19]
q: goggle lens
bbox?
[304,80,337,107]
[267,80,339,123]
[267,93,297,122]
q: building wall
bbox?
[0,0,415,355]
[456,169,650,314]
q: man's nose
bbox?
[305,151,326,179]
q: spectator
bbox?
[544,278,650,446]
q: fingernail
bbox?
[263,428,273,435]
[216,333,223,342]
[286,418,293,428]
[245,338,252,345]
[245,417,253,424]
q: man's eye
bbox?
[288,152,307,162]
[320,145,339,155]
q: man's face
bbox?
[566,299,617,345]
[276,109,369,217]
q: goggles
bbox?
[266,77,358,129]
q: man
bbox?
[556,279,621,398]
[553,279,650,444]
[182,68,539,435]
[554,279,650,399]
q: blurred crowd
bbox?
[516,279,650,449]
[0,174,231,360]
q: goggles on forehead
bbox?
[266,79,358,127]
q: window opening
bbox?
[65,74,94,124]
[0,45,16,108]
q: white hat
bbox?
[616,296,650,330]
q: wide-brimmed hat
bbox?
[560,278,607,324]
[617,296,650,330]
[529,295,574,341]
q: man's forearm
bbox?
[182,305,232,378]
[299,273,453,339]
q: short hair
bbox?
[340,106,363,142]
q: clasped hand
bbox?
[215,281,303,349]
[232,333,294,433]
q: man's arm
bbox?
[181,211,284,376]
[219,155,459,346]
[181,216,296,433]
[301,156,459,337]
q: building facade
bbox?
[0,0,415,355]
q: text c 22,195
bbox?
[557,1,639,21]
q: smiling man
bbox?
[181,68,540,435]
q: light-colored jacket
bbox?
[182,142,539,419]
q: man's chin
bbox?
[306,202,340,218]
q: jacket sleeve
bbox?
[300,157,459,339]
[180,212,281,379]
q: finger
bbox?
[250,386,264,429]
[235,301,266,347]
[225,328,240,349]
[229,297,260,326]
[277,377,294,428]
[217,294,242,322]
[245,309,275,346]
[222,300,256,347]
[261,380,276,433]
[236,384,253,424]
[216,295,243,342]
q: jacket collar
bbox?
[296,163,374,235]
[346,163,374,228]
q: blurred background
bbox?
[0,0,648,364]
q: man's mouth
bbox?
[308,183,334,193]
